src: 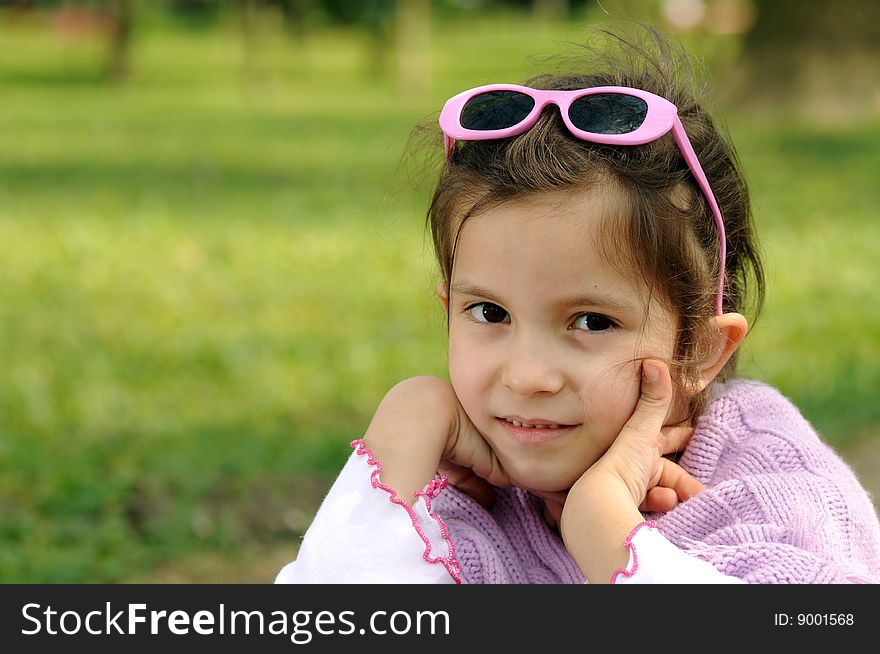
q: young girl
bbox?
[276,28,880,584]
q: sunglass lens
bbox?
[460,91,536,131]
[568,93,648,134]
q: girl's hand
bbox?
[435,383,514,508]
[440,389,512,490]
[582,359,703,509]
[436,460,499,510]
[559,359,704,582]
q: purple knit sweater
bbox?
[432,380,880,583]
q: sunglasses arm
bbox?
[671,116,727,315]
[443,135,456,160]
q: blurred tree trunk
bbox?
[239,0,259,84]
[240,0,279,89]
[277,0,314,43]
[394,0,430,94]
[738,0,880,115]
[533,0,569,22]
[105,0,134,83]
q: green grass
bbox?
[0,10,878,582]
[733,118,880,437]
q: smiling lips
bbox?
[497,416,579,444]
[503,417,566,428]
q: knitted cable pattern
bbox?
[431,380,880,584]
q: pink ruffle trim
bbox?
[350,439,462,584]
[609,520,658,584]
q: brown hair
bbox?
[422,26,764,421]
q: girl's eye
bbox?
[573,313,616,332]
[467,302,510,324]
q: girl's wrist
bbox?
[561,475,644,584]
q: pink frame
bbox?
[439,84,727,315]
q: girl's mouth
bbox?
[496,416,579,444]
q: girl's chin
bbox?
[504,468,584,495]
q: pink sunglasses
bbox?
[439,84,726,315]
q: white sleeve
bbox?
[611,521,745,584]
[274,440,460,584]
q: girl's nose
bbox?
[500,336,565,396]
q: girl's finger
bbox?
[656,457,704,501]
[639,486,679,513]
[453,475,496,508]
[438,461,497,508]
[613,360,673,450]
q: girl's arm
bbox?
[276,376,509,584]
[361,376,510,506]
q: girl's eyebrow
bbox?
[450,283,504,303]
[451,282,632,311]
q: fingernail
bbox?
[643,361,660,384]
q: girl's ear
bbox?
[436,283,449,311]
[694,312,749,392]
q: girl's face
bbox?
[445,187,679,493]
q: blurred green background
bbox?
[1,0,878,582]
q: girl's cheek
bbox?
[448,344,486,411]
[580,362,641,435]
